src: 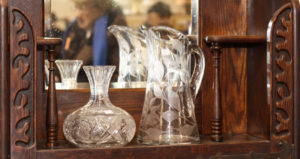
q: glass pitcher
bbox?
[138,26,205,145]
[108,25,148,88]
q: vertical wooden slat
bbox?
[291,0,300,158]
[0,0,9,158]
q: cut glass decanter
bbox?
[63,66,136,147]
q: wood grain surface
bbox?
[200,0,248,135]
[36,134,270,159]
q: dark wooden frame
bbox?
[1,0,300,158]
[0,0,9,158]
[291,1,300,158]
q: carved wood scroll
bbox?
[10,8,35,159]
[267,3,294,151]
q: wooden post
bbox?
[37,37,61,148]
[46,45,58,148]
[210,43,223,142]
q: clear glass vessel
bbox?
[55,60,83,89]
[44,60,50,85]
[137,26,205,145]
[108,25,148,88]
[63,66,136,148]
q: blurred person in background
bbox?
[144,1,172,27]
[45,13,64,38]
[61,0,126,81]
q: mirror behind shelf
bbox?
[44,0,198,89]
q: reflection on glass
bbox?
[44,60,50,85]
[190,0,198,43]
[47,0,193,88]
[55,60,83,89]
[60,0,126,82]
[44,0,52,36]
[108,25,147,87]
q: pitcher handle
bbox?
[189,44,205,100]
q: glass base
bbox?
[62,78,77,89]
[72,141,127,148]
[63,106,136,148]
[137,135,200,145]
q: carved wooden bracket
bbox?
[267,2,294,152]
[10,8,35,159]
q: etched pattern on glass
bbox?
[108,25,148,87]
[55,60,83,89]
[138,26,205,145]
[63,66,136,148]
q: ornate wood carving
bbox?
[10,8,35,159]
[267,3,294,151]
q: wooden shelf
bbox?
[204,35,266,44]
[36,134,270,159]
[37,37,62,46]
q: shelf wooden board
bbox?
[36,134,270,159]
[204,35,266,44]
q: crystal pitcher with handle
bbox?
[137,26,205,145]
[108,25,148,88]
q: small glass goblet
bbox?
[55,60,83,89]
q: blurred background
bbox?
[49,0,191,35]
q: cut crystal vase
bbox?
[63,66,136,147]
